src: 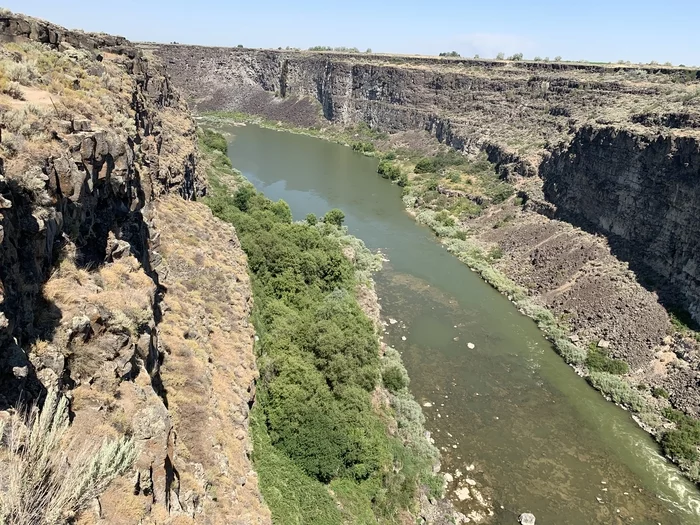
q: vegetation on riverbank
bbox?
[198,130,442,523]
[199,114,700,483]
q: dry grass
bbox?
[144,195,269,523]
[0,39,136,172]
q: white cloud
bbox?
[450,32,537,58]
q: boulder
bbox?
[519,512,536,525]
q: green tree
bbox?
[324,209,345,227]
[414,158,436,174]
[233,186,256,212]
[306,213,318,226]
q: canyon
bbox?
[150,45,700,415]
[150,45,700,326]
[2,6,700,524]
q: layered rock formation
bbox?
[0,13,268,523]
[150,46,700,424]
[542,126,700,321]
[151,45,700,323]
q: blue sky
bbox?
[6,0,700,65]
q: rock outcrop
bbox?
[541,125,700,321]
[0,12,268,524]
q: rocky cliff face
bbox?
[152,45,700,323]
[0,13,268,524]
[542,126,700,320]
[0,14,203,407]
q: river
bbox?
[221,122,700,524]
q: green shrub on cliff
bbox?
[201,128,228,155]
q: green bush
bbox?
[587,372,646,411]
[383,366,408,393]
[201,128,228,155]
[661,409,700,462]
[233,186,255,212]
[434,210,455,227]
[652,387,670,399]
[352,141,375,153]
[377,160,401,181]
[324,208,345,227]
[585,347,629,375]
[414,158,436,173]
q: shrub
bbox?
[201,128,228,154]
[587,371,646,411]
[383,366,408,392]
[662,430,699,462]
[434,210,455,227]
[3,81,23,100]
[508,53,524,61]
[555,338,587,365]
[233,186,256,212]
[652,387,670,399]
[0,390,136,524]
[324,208,345,227]
[306,213,318,226]
[439,51,460,57]
[352,141,375,153]
[585,347,629,375]
[377,160,401,180]
[414,158,436,173]
[661,408,700,462]
[488,246,504,260]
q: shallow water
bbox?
[222,122,700,524]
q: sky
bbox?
[5,0,700,65]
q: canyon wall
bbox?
[151,45,700,322]
[0,14,269,523]
[542,126,700,320]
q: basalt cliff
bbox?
[0,14,269,524]
[151,46,700,323]
[151,47,700,421]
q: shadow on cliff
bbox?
[0,181,64,410]
[549,204,698,328]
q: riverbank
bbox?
[197,130,477,523]
[200,112,700,486]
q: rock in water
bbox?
[519,513,536,525]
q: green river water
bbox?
[222,123,700,524]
